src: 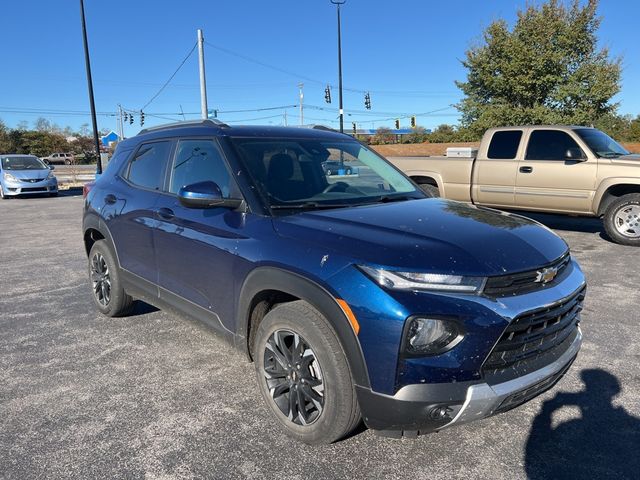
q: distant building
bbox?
[100,131,120,147]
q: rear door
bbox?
[514,129,597,213]
[472,129,523,207]
[103,140,173,288]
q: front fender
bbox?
[593,177,640,214]
[236,266,371,389]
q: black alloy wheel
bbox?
[91,252,111,307]
[263,329,325,425]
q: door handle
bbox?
[104,194,117,205]
[519,166,533,173]
[156,207,175,220]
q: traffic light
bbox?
[123,112,128,123]
[352,122,357,134]
[129,114,134,125]
[395,119,400,130]
[324,85,332,104]
[364,92,371,110]
[140,110,145,126]
[411,116,416,128]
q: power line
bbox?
[140,43,198,111]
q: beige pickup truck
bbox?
[388,125,640,246]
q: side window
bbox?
[169,139,233,197]
[525,130,580,160]
[126,141,172,190]
[487,131,522,159]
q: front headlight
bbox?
[360,266,486,293]
[3,172,19,182]
[403,317,462,355]
[46,170,55,180]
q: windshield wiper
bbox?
[270,202,354,210]
[374,194,417,203]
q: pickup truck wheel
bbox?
[419,184,440,198]
[254,300,361,444]
[604,194,640,246]
[88,240,134,316]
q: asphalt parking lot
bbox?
[1,193,638,480]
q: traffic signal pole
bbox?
[331,0,346,133]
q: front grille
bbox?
[483,286,585,379]
[22,178,45,183]
[20,187,48,192]
[484,254,571,297]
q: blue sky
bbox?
[1,0,638,134]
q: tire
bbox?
[254,300,361,444]
[603,193,640,246]
[65,160,71,165]
[0,185,6,199]
[419,183,440,198]
[88,240,134,316]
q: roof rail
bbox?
[138,118,228,135]
[291,124,338,132]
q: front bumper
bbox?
[358,327,582,436]
[2,179,58,196]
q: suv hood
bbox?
[4,169,51,180]
[273,199,568,276]
[611,154,640,166]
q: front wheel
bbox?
[88,240,134,316]
[603,193,640,246]
[254,301,361,444]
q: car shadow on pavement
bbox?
[524,369,640,480]
[128,300,160,317]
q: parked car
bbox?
[83,120,586,444]
[41,152,75,165]
[1,154,58,199]
[322,160,353,175]
[388,125,640,246]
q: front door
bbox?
[514,129,597,213]
[153,138,246,332]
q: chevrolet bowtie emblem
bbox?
[536,267,558,284]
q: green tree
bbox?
[456,0,621,137]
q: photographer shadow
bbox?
[525,369,640,479]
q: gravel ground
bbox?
[0,193,638,480]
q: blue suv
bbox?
[83,120,586,444]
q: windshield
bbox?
[1,156,48,170]
[230,137,422,211]
[575,129,629,158]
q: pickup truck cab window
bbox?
[525,130,581,160]
[125,141,172,190]
[487,130,522,159]
[169,139,233,196]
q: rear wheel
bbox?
[603,193,640,246]
[254,301,360,444]
[419,183,440,198]
[88,240,134,316]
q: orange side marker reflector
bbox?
[336,299,360,335]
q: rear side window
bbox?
[487,131,522,159]
[169,139,233,196]
[525,130,580,160]
[125,141,172,190]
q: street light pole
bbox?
[331,0,346,133]
[79,0,102,174]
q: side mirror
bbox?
[565,147,586,161]
[49,165,55,170]
[178,181,243,209]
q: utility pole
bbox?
[298,83,304,125]
[197,29,208,120]
[79,0,102,174]
[331,0,346,133]
[284,110,288,126]
[117,104,123,140]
